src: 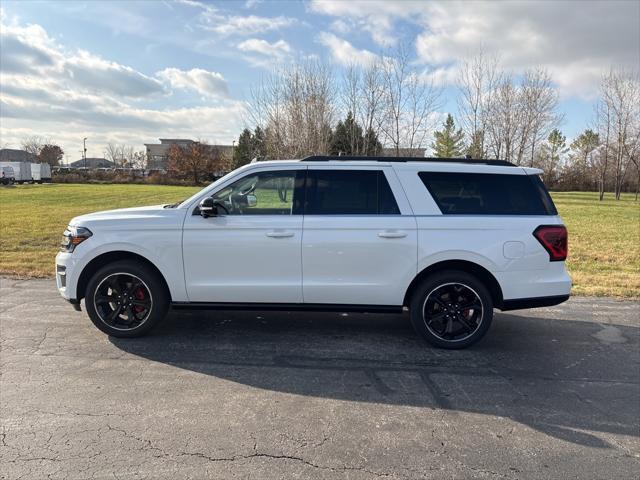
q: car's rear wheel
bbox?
[409,270,493,349]
[85,260,169,337]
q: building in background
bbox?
[68,158,114,169]
[144,138,233,170]
[0,148,37,162]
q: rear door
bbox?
[302,166,417,306]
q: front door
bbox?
[183,167,306,303]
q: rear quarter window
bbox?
[418,172,556,215]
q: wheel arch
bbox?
[75,251,172,302]
[403,260,504,308]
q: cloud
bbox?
[0,18,164,98]
[0,15,245,157]
[310,0,417,46]
[0,21,63,74]
[66,51,165,98]
[157,68,229,98]
[201,13,296,36]
[317,32,379,67]
[312,0,639,99]
[237,38,291,58]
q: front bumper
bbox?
[55,251,80,303]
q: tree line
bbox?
[231,50,639,199]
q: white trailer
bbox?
[31,163,52,183]
[0,162,31,183]
[1,166,15,185]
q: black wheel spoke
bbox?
[131,299,151,307]
[425,311,446,325]
[95,295,116,304]
[456,314,476,332]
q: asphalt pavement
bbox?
[1,277,639,479]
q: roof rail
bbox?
[301,155,516,167]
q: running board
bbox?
[171,302,404,314]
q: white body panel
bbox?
[0,162,31,182]
[56,159,571,307]
[31,163,41,181]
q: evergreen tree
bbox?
[465,130,485,159]
[547,128,568,164]
[330,120,349,155]
[570,129,600,162]
[331,112,365,155]
[431,114,466,158]
[251,126,267,160]
[233,128,253,168]
[363,127,382,155]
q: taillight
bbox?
[533,225,568,261]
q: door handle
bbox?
[266,230,295,238]
[378,230,407,239]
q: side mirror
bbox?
[246,194,257,208]
[199,197,217,218]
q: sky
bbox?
[1,0,638,162]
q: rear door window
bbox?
[306,170,400,215]
[418,172,555,215]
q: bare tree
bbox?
[250,59,335,159]
[457,50,501,158]
[592,69,640,200]
[516,68,563,167]
[358,60,386,154]
[104,143,122,166]
[21,135,46,157]
[379,44,442,156]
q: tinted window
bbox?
[419,172,554,215]
[211,170,304,215]
[306,170,400,215]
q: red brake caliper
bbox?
[133,287,146,313]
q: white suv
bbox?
[55,156,571,348]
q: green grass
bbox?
[0,184,199,278]
[551,191,639,298]
[1,184,638,297]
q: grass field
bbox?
[1,184,638,297]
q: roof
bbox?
[0,149,36,162]
[301,155,515,167]
[68,158,115,168]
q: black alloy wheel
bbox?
[409,270,493,349]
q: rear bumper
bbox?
[499,294,569,311]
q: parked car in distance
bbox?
[55,156,571,348]
[0,161,32,184]
[30,163,52,183]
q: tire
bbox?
[84,260,169,337]
[409,270,493,349]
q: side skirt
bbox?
[171,302,404,314]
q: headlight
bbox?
[60,226,93,252]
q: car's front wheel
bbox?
[409,270,493,349]
[84,260,169,337]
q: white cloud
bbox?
[237,38,291,58]
[310,0,420,46]
[0,16,245,157]
[317,32,379,67]
[66,50,164,98]
[0,18,164,98]
[157,67,229,98]
[202,13,296,36]
[311,0,639,99]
